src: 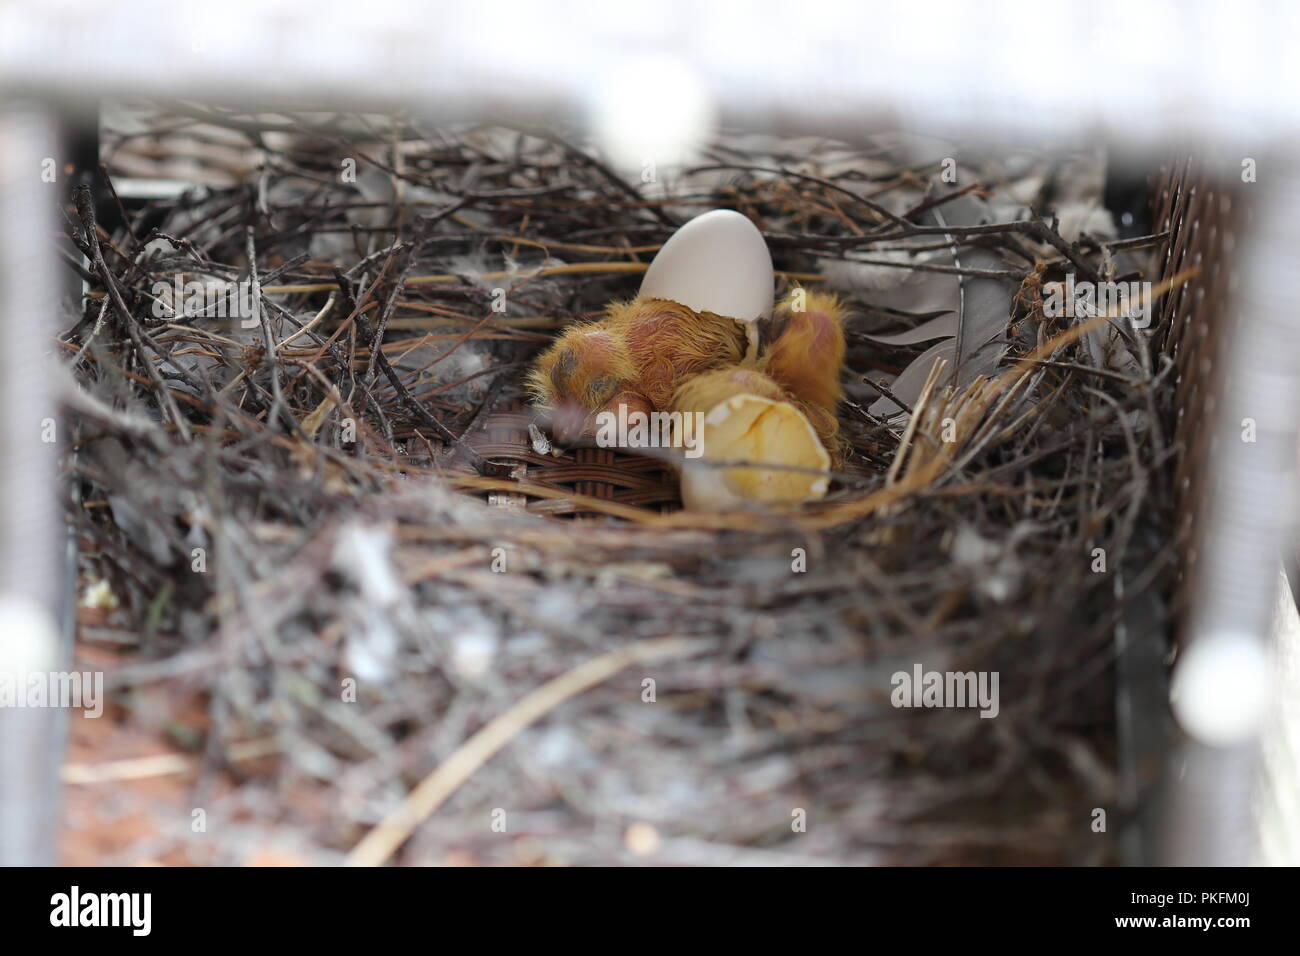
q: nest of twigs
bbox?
[60,104,1181,865]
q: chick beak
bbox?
[550,401,590,446]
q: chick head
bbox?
[760,288,847,412]
[526,321,640,443]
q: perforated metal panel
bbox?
[1151,160,1251,632]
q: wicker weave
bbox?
[453,402,681,517]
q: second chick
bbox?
[667,290,848,511]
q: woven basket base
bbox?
[449,402,681,518]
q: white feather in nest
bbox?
[303,165,464,262]
[950,524,1030,603]
[334,522,404,684]
[817,249,935,295]
[1055,201,1119,244]
[445,251,567,294]
[389,337,492,406]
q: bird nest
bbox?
[60,103,1218,865]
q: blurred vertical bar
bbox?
[0,101,65,866]
[1164,156,1300,864]
[1258,572,1300,863]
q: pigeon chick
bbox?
[758,288,847,431]
[526,297,749,443]
[666,290,848,511]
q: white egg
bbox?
[639,209,774,322]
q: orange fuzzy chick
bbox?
[527,297,748,442]
[760,289,847,413]
[664,289,849,511]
